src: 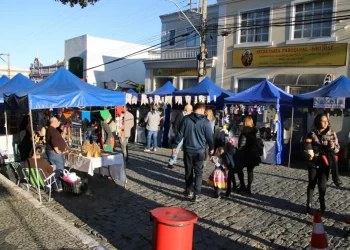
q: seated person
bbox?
[24,146,55,178]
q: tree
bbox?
[136,85,144,93]
[55,0,100,8]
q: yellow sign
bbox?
[232,43,347,67]
[153,68,197,76]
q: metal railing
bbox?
[148,45,217,60]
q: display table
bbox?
[65,152,126,187]
[261,141,277,165]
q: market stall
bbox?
[292,75,350,169]
[0,74,37,161]
[224,79,293,165]
[4,67,126,201]
[173,77,233,110]
[138,81,176,147]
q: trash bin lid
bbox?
[150,207,198,225]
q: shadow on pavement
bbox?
[41,144,350,250]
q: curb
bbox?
[0,173,108,250]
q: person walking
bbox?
[205,109,216,134]
[119,108,134,162]
[305,114,340,214]
[167,104,193,169]
[144,105,161,152]
[173,103,214,202]
[236,116,262,194]
[46,117,68,192]
[207,147,227,198]
[223,141,245,197]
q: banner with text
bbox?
[313,97,345,109]
[232,43,347,68]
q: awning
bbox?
[272,74,334,86]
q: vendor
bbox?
[46,117,67,192]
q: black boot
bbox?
[306,202,313,215]
[320,197,326,212]
[306,197,313,215]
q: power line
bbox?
[84,6,350,71]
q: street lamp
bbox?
[0,53,10,79]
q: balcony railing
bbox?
[148,45,217,60]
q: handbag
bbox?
[321,155,338,166]
[62,169,78,183]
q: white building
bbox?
[0,65,30,79]
[65,34,151,88]
[143,5,219,93]
[146,0,350,95]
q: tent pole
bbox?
[123,105,127,188]
[4,111,8,158]
[29,109,42,203]
[288,107,294,168]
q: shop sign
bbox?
[313,97,345,109]
[232,43,347,68]
[153,68,197,76]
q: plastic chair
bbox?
[22,168,58,201]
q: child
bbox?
[208,147,227,198]
[223,140,245,197]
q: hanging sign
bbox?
[313,97,345,109]
[232,43,347,67]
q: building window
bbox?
[294,0,333,39]
[240,8,270,43]
[238,78,265,92]
[169,30,176,46]
[183,78,197,89]
[185,27,200,47]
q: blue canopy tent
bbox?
[0,73,36,103]
[142,81,177,148]
[290,75,350,167]
[293,75,350,108]
[127,88,138,97]
[4,67,126,110]
[4,67,126,203]
[0,75,9,87]
[224,79,293,165]
[147,81,176,97]
[173,77,233,109]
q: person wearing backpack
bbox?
[237,116,263,194]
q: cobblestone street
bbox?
[35,144,350,250]
[0,180,95,250]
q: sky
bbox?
[0,0,217,69]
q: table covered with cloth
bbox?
[64,152,126,185]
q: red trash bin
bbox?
[150,207,198,250]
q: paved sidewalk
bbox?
[0,179,99,250]
[29,144,350,249]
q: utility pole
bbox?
[197,0,207,82]
[169,0,208,83]
[0,53,10,79]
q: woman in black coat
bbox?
[237,116,261,194]
[305,114,340,214]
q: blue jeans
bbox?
[46,150,64,189]
[168,138,183,165]
[147,130,158,149]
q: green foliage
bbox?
[136,85,144,93]
[55,0,100,8]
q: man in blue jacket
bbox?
[173,103,214,202]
